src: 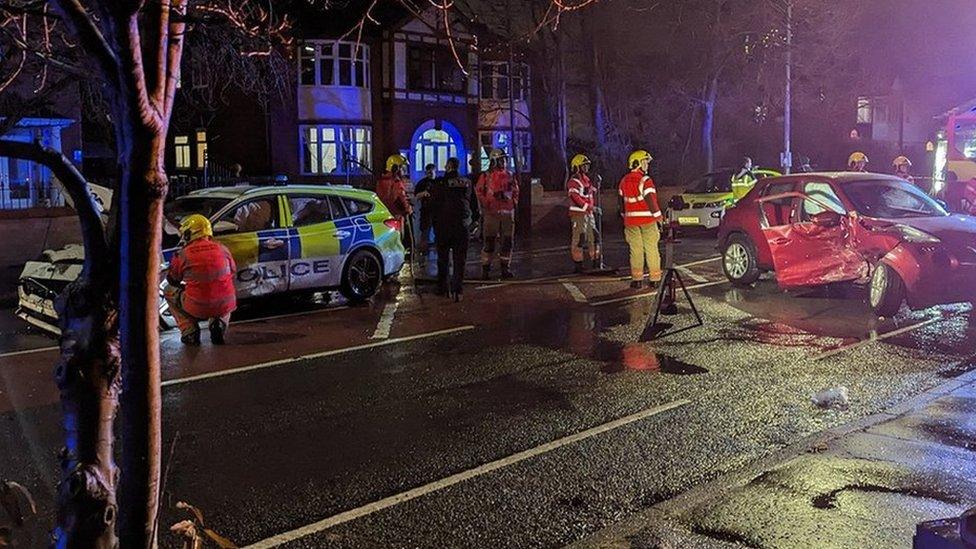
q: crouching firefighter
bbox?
[164,214,238,345]
[476,148,520,279]
[431,157,480,301]
[568,154,601,273]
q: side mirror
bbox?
[212,220,237,234]
[811,210,842,228]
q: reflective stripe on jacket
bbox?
[617,169,662,227]
[568,174,595,216]
[167,238,237,320]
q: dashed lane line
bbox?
[676,266,708,284]
[562,282,588,303]
[0,346,59,359]
[812,314,948,361]
[589,280,728,307]
[369,301,399,340]
[161,325,475,387]
[677,256,722,268]
[242,399,692,549]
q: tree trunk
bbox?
[701,76,719,173]
[0,141,119,548]
[116,129,166,549]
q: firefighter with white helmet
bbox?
[475,148,520,279]
[892,155,914,183]
[848,151,869,172]
[617,150,663,288]
[567,153,600,273]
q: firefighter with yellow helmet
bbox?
[892,155,914,183]
[848,152,869,173]
[567,153,600,273]
[476,148,520,279]
[617,150,663,289]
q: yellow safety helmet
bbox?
[628,150,653,169]
[570,154,591,171]
[892,155,912,168]
[385,154,409,173]
[848,151,869,166]
[180,214,212,242]
[489,148,508,161]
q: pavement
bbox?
[1,194,975,548]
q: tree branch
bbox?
[0,140,109,275]
[48,0,120,80]
[161,0,186,121]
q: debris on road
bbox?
[811,386,850,410]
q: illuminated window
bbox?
[298,41,369,88]
[300,125,372,175]
[856,96,872,124]
[195,130,207,169]
[413,129,457,173]
[174,135,190,169]
[479,130,531,171]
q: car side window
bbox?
[759,182,795,227]
[290,196,336,227]
[342,197,372,216]
[329,196,350,219]
[801,182,846,221]
[217,198,279,233]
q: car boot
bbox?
[501,263,514,279]
[574,261,584,274]
[481,265,492,280]
[181,328,201,346]
[209,319,227,345]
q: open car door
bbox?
[758,191,868,288]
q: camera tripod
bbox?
[640,220,704,341]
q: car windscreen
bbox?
[164,196,232,224]
[687,171,734,194]
[843,179,949,219]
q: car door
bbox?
[212,195,291,298]
[759,181,868,288]
[285,193,346,290]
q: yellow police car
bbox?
[162,184,406,302]
[18,184,405,335]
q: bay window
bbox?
[301,125,372,175]
[299,41,369,88]
[480,62,529,101]
[479,130,532,171]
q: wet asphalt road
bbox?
[1,225,975,548]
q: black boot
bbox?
[501,262,514,279]
[629,280,642,290]
[209,319,227,345]
[482,265,491,280]
[574,261,584,274]
[181,328,201,346]
[591,258,601,270]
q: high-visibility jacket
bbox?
[618,168,662,227]
[167,238,237,320]
[476,168,519,216]
[568,173,595,217]
[376,173,412,218]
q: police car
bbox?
[17,184,406,335]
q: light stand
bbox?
[587,173,618,276]
[640,220,703,341]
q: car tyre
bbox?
[869,262,905,317]
[341,249,383,302]
[722,233,760,287]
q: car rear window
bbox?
[342,197,373,215]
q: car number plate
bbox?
[678,216,700,225]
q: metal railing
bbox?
[0,175,66,210]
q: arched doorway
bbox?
[409,120,466,180]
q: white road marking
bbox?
[562,282,588,303]
[812,315,947,361]
[0,346,59,359]
[369,302,399,340]
[676,256,722,268]
[589,279,728,307]
[234,306,350,326]
[243,399,692,549]
[464,246,569,265]
[161,325,475,387]
[676,266,708,284]
[472,273,581,290]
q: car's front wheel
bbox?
[341,249,383,302]
[869,262,904,317]
[722,233,760,287]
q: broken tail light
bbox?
[384,218,402,232]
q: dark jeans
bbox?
[436,230,469,294]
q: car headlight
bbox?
[893,224,940,243]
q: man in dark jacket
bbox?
[430,157,479,301]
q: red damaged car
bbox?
[718,172,976,316]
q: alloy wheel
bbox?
[724,243,749,280]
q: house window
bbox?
[300,125,372,175]
[195,130,207,169]
[479,130,531,171]
[298,41,369,88]
[407,44,466,93]
[856,96,872,124]
[414,128,458,173]
[175,135,191,169]
[480,62,529,101]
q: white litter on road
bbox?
[562,282,588,303]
